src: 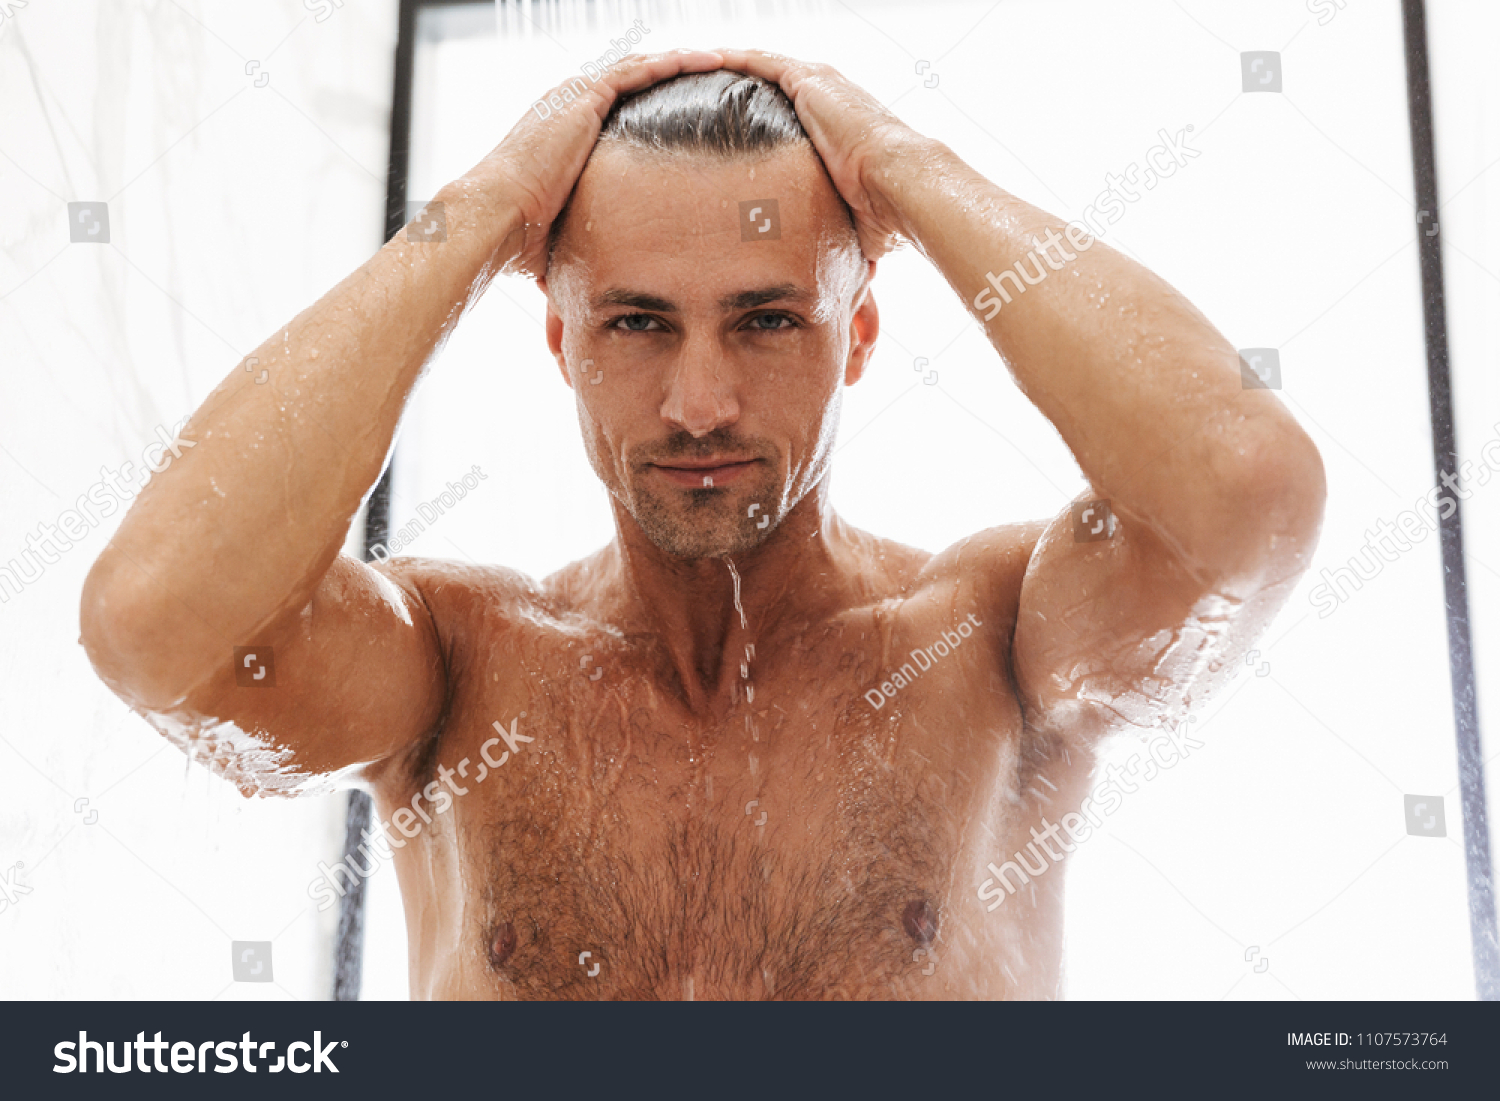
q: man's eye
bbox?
[611,314,664,333]
[746,312,796,331]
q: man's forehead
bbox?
[578,141,831,206]
[556,224,847,316]
[560,146,849,245]
[551,145,863,311]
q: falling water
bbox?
[725,556,747,630]
[725,557,755,701]
[725,557,757,712]
[726,558,764,800]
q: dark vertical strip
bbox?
[331,792,372,1002]
[1401,0,1498,1001]
[332,0,420,1004]
[384,0,419,249]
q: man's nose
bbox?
[659,336,740,438]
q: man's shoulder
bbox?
[912,519,1048,612]
[371,555,548,640]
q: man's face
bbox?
[542,143,877,559]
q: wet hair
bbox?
[598,69,808,157]
[546,71,855,269]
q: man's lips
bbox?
[648,458,760,489]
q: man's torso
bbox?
[368,523,1091,999]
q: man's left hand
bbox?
[715,48,935,259]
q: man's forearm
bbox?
[81,184,524,709]
[885,143,1323,582]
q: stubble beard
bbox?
[626,470,780,560]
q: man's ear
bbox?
[844,260,879,386]
[539,274,573,391]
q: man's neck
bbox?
[602,482,853,716]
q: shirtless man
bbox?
[79,49,1325,999]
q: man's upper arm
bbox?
[1010,483,1319,749]
[920,519,1045,698]
[168,555,450,794]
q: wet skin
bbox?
[79,50,1327,999]
[369,526,1051,999]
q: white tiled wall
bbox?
[0,0,397,999]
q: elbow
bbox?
[1150,420,1326,595]
[1215,424,1327,591]
[79,551,130,687]
[1252,421,1326,538]
[79,551,188,713]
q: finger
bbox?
[712,47,801,87]
[857,227,893,264]
[514,49,725,162]
[589,48,725,106]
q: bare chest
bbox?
[391,609,1037,999]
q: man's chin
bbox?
[629,493,776,560]
[643,520,773,561]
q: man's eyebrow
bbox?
[590,285,813,313]
[718,284,811,311]
[593,289,676,312]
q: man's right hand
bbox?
[454,49,724,277]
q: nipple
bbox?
[488,921,517,967]
[902,898,939,947]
